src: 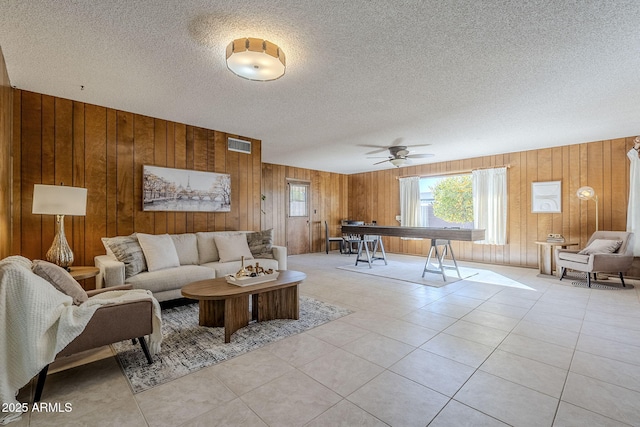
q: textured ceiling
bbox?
[1,1,639,174]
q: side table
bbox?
[69,266,100,288]
[534,241,579,276]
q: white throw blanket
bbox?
[0,256,162,425]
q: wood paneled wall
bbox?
[0,48,11,259]
[348,138,635,268]
[262,163,349,250]
[12,90,262,269]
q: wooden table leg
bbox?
[256,285,299,322]
[199,300,225,327]
[223,296,249,343]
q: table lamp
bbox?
[576,186,598,231]
[32,184,87,269]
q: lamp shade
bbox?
[390,158,406,167]
[576,186,596,201]
[32,184,87,216]
[226,38,286,81]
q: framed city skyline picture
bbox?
[142,165,231,212]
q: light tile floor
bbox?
[15,252,640,426]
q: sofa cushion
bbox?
[137,233,181,272]
[246,229,274,259]
[578,239,623,255]
[32,260,88,305]
[126,265,215,294]
[214,233,254,263]
[196,231,222,264]
[104,234,147,278]
[170,233,199,265]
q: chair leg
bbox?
[587,273,591,288]
[34,364,49,402]
[138,336,153,364]
[559,267,566,281]
[619,272,626,287]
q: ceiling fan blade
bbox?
[358,144,390,155]
[406,153,434,159]
[373,159,390,165]
[405,143,432,148]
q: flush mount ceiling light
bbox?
[226,38,286,81]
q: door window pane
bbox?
[289,184,308,217]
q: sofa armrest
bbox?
[86,284,133,297]
[272,245,287,270]
[94,255,126,288]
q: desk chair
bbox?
[325,221,344,253]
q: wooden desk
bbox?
[340,225,486,279]
[341,225,485,241]
[534,241,579,276]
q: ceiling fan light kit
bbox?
[226,38,286,81]
[369,144,434,167]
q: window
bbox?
[419,174,473,229]
[288,183,308,217]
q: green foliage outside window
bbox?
[431,175,473,224]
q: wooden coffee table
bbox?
[181,270,306,343]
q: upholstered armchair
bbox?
[556,231,634,287]
[34,284,156,402]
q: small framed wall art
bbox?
[531,181,562,213]
[142,165,231,212]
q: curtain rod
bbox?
[395,164,511,180]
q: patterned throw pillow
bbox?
[104,234,147,278]
[32,260,88,305]
[246,229,274,259]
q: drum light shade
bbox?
[32,184,87,268]
[226,38,286,81]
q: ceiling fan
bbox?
[367,144,434,167]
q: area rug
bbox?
[337,258,478,288]
[112,296,352,393]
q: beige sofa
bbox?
[95,231,286,302]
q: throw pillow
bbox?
[246,229,274,259]
[213,233,254,263]
[170,234,199,265]
[137,233,181,272]
[101,237,115,257]
[196,232,221,264]
[32,260,88,305]
[104,234,147,278]
[578,239,623,255]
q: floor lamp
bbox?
[576,186,598,231]
[32,184,87,269]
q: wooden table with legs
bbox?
[181,270,306,343]
[534,241,579,276]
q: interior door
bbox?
[286,181,311,255]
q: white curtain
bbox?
[472,167,507,245]
[399,176,421,227]
[627,149,640,256]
